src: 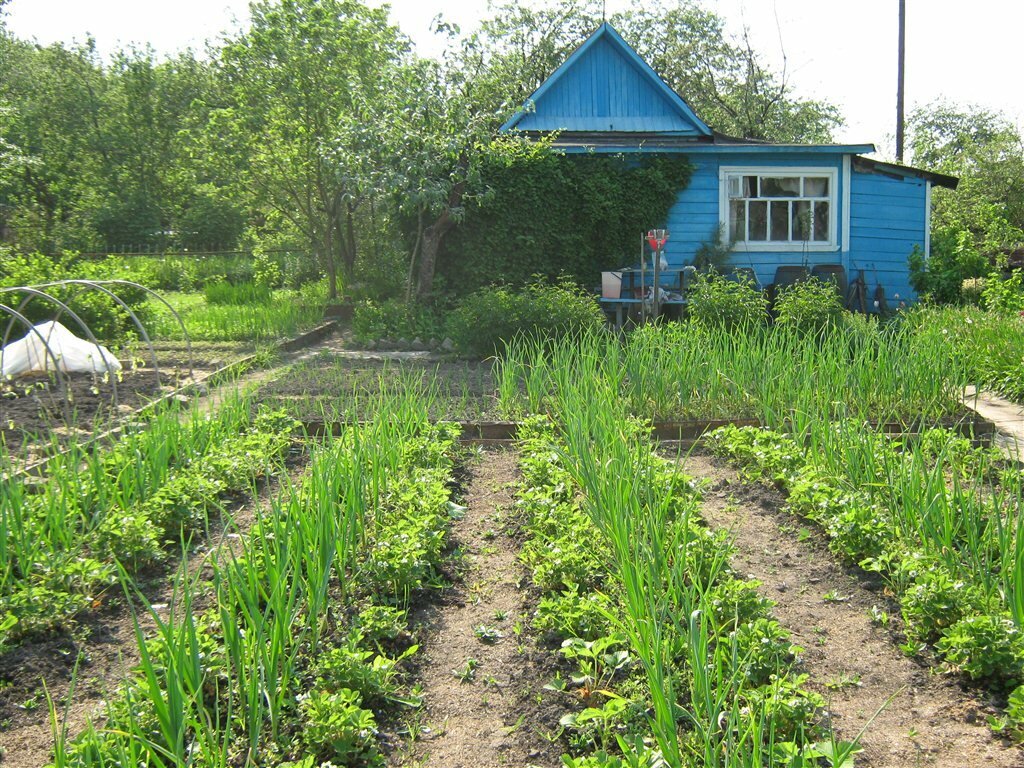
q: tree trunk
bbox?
[416,210,454,301]
[343,201,357,284]
[321,225,338,301]
[416,157,469,301]
[407,205,425,303]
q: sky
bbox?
[4,0,1022,159]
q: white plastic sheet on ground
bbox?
[0,321,122,377]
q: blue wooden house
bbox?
[500,23,957,307]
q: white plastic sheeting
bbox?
[0,321,122,377]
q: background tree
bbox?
[910,101,1024,255]
[614,1,842,142]
[214,0,409,299]
[906,101,1024,302]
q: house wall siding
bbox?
[656,152,925,304]
[848,169,925,303]
[514,36,704,134]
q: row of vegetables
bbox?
[708,422,1024,740]
[0,385,466,766]
[0,395,294,650]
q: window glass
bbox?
[792,200,811,241]
[813,201,830,241]
[804,177,829,197]
[761,177,800,197]
[770,201,789,240]
[743,176,758,197]
[748,201,768,241]
[729,200,745,241]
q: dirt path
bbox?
[398,449,561,768]
[686,452,1023,768]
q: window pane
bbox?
[813,201,830,241]
[749,200,768,241]
[761,177,800,197]
[804,177,829,197]
[743,176,758,197]
[792,200,811,240]
[770,201,789,240]
[730,200,745,241]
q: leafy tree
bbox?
[614,1,842,142]
[0,37,110,251]
[214,0,409,299]
[909,101,1024,257]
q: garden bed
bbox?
[0,342,247,460]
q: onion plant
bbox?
[522,359,831,765]
[57,387,459,765]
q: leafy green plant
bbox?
[351,298,444,343]
[445,279,606,358]
[453,657,480,683]
[981,269,1024,313]
[909,226,989,303]
[937,615,1024,686]
[473,624,503,644]
[534,586,614,640]
[774,277,846,335]
[687,272,767,331]
[300,689,382,765]
[989,684,1024,742]
[313,636,417,708]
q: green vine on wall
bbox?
[436,142,693,292]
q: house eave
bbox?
[533,132,876,155]
[852,156,959,190]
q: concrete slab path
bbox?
[964,386,1024,461]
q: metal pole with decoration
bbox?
[646,229,669,319]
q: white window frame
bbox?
[719,166,839,252]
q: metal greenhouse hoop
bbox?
[0,302,73,425]
[0,286,120,407]
[93,279,195,380]
[33,279,163,388]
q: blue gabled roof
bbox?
[500,23,712,136]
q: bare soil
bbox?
[396,449,562,768]
[0,369,181,456]
[686,452,1024,768]
[0,340,254,460]
[258,343,499,423]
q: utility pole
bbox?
[896,0,906,162]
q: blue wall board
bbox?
[848,168,926,302]
[505,24,711,136]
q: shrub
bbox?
[0,248,150,340]
[909,226,988,303]
[774,277,846,335]
[351,298,445,344]
[445,279,606,358]
[982,270,1024,313]
[687,272,767,331]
